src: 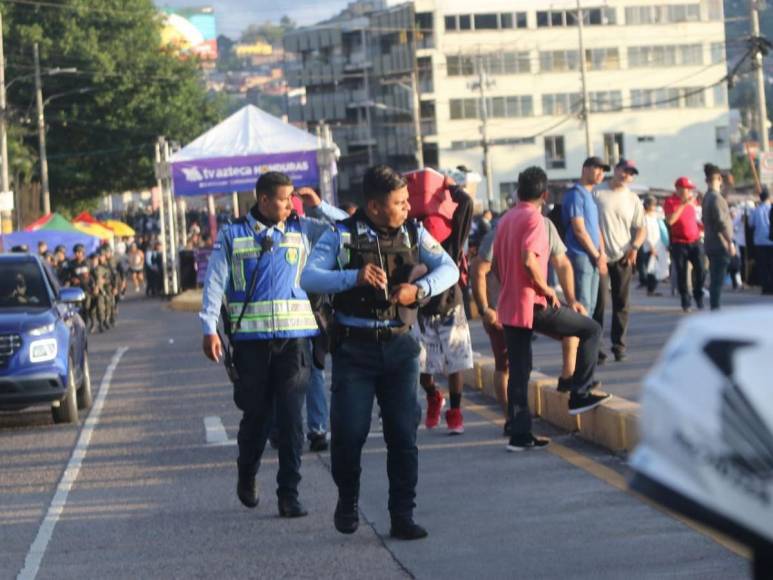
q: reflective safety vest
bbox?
[224,215,318,341]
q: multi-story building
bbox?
[285,0,730,206]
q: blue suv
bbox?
[0,254,92,424]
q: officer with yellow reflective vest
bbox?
[302,165,459,540]
[200,171,347,518]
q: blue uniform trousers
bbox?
[330,332,421,518]
[233,338,310,499]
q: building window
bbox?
[710,42,725,64]
[715,126,729,148]
[474,13,498,30]
[516,12,528,28]
[631,87,707,109]
[542,93,581,115]
[625,4,703,25]
[628,44,703,68]
[449,98,478,120]
[637,135,655,143]
[447,52,530,77]
[540,50,580,72]
[707,0,723,20]
[684,88,706,108]
[536,7,615,27]
[451,139,480,150]
[499,182,517,200]
[713,84,728,107]
[590,91,623,112]
[500,13,514,29]
[545,136,566,169]
[603,133,625,164]
[445,15,457,31]
[585,48,620,70]
[459,14,472,30]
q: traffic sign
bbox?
[0,190,14,211]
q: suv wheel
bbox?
[77,351,93,410]
[52,358,79,424]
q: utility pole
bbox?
[472,55,495,210]
[410,16,424,169]
[577,0,593,157]
[34,43,51,215]
[751,0,770,155]
[0,12,12,233]
[361,28,375,166]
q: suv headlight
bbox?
[29,323,55,336]
[29,339,58,363]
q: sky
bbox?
[156,0,351,39]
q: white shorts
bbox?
[414,303,474,375]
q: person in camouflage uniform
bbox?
[91,252,110,333]
[101,245,121,327]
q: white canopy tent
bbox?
[154,104,338,295]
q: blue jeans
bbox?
[330,332,421,517]
[306,363,328,436]
[570,252,599,315]
[707,252,731,310]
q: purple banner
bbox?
[172,151,319,197]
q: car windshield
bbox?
[0,261,51,308]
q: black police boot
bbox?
[236,467,258,509]
[333,497,359,534]
[278,496,308,518]
[389,515,428,540]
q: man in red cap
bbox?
[664,177,705,312]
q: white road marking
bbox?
[18,346,129,580]
[204,415,235,446]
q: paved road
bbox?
[0,295,750,579]
[470,284,773,400]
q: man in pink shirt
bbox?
[494,167,608,451]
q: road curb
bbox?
[464,354,640,453]
[168,289,203,313]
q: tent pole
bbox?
[155,138,170,296]
[207,194,217,243]
[164,139,179,295]
[232,191,239,218]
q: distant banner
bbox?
[171,151,319,197]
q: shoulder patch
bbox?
[213,241,222,250]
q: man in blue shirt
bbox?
[302,165,459,540]
[561,157,609,314]
[751,188,773,295]
[200,172,347,518]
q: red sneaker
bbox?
[445,408,464,435]
[425,390,446,429]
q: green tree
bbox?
[2,0,224,210]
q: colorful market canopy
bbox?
[73,221,114,241]
[25,213,80,233]
[73,211,101,224]
[1,230,101,256]
[102,219,135,237]
[169,104,335,196]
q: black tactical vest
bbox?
[333,214,420,321]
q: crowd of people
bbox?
[20,232,171,332]
[193,160,773,540]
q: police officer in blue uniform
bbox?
[200,172,346,518]
[302,165,459,540]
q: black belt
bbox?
[338,324,408,343]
